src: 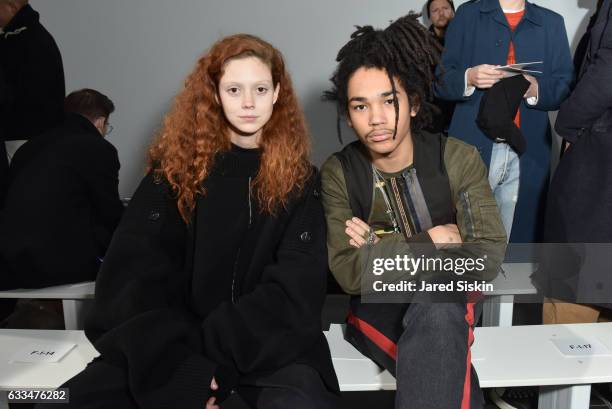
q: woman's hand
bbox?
[206,377,219,409]
[205,396,219,409]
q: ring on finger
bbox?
[364,229,378,245]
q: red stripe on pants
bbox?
[461,302,476,409]
[346,311,397,360]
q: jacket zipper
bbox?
[460,191,475,239]
[248,176,253,228]
[231,177,253,304]
[231,248,240,304]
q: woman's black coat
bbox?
[83,170,338,409]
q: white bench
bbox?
[324,263,538,329]
[0,282,95,330]
[0,329,99,409]
[482,262,538,327]
[325,322,612,409]
[2,323,609,409]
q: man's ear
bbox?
[272,83,280,105]
[93,116,106,131]
[346,117,353,128]
[409,95,420,118]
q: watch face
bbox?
[370,222,398,236]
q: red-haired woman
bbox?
[38,34,339,409]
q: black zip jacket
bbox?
[83,157,338,409]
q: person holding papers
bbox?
[436,0,573,243]
[37,34,339,409]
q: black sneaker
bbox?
[592,384,612,408]
[489,387,538,409]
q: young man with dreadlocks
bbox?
[322,14,507,409]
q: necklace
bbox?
[372,165,401,234]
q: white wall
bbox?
[31,0,598,197]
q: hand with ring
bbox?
[345,217,380,248]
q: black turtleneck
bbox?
[191,144,261,316]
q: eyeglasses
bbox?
[104,124,114,136]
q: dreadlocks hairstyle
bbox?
[324,13,442,143]
[148,34,312,222]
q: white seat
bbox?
[0,282,95,300]
[0,329,99,409]
[0,282,95,330]
[325,322,612,409]
[482,262,538,327]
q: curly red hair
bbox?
[148,34,312,222]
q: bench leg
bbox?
[538,384,591,409]
[482,295,514,327]
[62,299,93,330]
[0,391,8,409]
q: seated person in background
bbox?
[322,14,506,409]
[0,89,123,290]
[35,34,338,409]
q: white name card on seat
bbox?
[551,337,611,357]
[9,341,77,363]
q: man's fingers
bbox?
[210,377,218,390]
[476,73,503,82]
[346,219,367,237]
[351,217,371,232]
[349,238,361,248]
[346,227,366,246]
[480,70,504,78]
[477,79,500,88]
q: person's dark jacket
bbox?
[0,4,65,141]
[535,0,612,307]
[572,12,599,76]
[0,66,7,207]
[0,113,123,289]
[427,25,456,134]
[0,4,65,207]
[81,167,339,409]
